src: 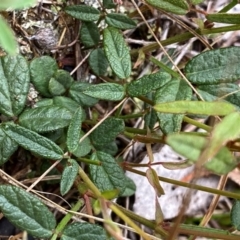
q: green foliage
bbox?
[2,0,240,239]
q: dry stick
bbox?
[70,51,90,76]
[79,98,127,144]
[26,160,61,192]
[190,174,229,240]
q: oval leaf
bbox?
[1,55,30,116]
[72,131,92,157]
[65,5,100,21]
[30,56,58,97]
[127,71,172,97]
[185,47,240,85]
[69,82,98,107]
[53,96,80,114]
[0,185,56,238]
[61,222,107,240]
[67,107,83,153]
[0,0,37,10]
[80,22,100,47]
[0,16,18,55]
[145,0,189,15]
[103,27,131,79]
[19,106,72,133]
[0,126,18,165]
[89,151,127,195]
[90,117,124,146]
[231,200,240,231]
[3,123,63,160]
[89,48,109,76]
[154,79,192,133]
[154,101,236,116]
[60,159,79,196]
[83,83,125,101]
[106,13,137,29]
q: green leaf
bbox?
[94,141,118,156]
[89,48,109,76]
[103,27,131,79]
[0,185,56,238]
[231,200,240,231]
[69,82,98,107]
[65,5,100,21]
[154,101,236,116]
[30,56,58,97]
[48,70,73,96]
[67,107,83,152]
[72,131,92,157]
[53,96,81,114]
[90,117,124,146]
[0,17,18,55]
[19,106,72,133]
[3,122,63,160]
[83,83,125,101]
[120,177,136,197]
[80,22,100,47]
[189,0,204,4]
[60,159,79,195]
[48,78,66,96]
[197,83,240,109]
[167,133,236,174]
[103,0,116,9]
[0,54,30,116]
[0,0,37,10]
[106,13,137,29]
[127,71,171,97]
[89,151,127,195]
[145,0,189,15]
[35,98,53,108]
[185,47,240,85]
[61,222,107,240]
[154,79,192,133]
[0,126,18,165]
[206,13,240,24]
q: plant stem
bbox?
[51,199,83,240]
[131,24,240,56]
[78,157,101,166]
[219,0,238,13]
[183,116,212,132]
[78,166,102,198]
[124,167,240,200]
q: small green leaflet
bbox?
[83,83,125,101]
[65,5,100,21]
[0,54,30,117]
[19,106,72,133]
[61,222,108,240]
[231,200,240,231]
[145,0,189,15]
[127,71,171,97]
[0,126,18,165]
[67,107,83,153]
[89,151,127,195]
[0,16,18,55]
[3,122,63,160]
[0,185,56,238]
[60,159,79,195]
[185,47,240,85]
[103,27,131,79]
[30,56,58,97]
[154,101,236,116]
[106,13,137,29]
[80,22,100,47]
